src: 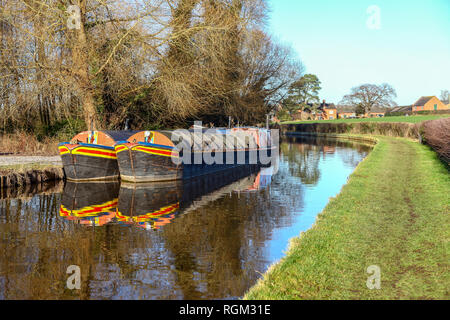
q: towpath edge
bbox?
[245,135,449,299]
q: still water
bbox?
[0,136,371,299]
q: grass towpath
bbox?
[282,114,450,125]
[245,136,449,299]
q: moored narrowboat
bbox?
[115,128,275,183]
[59,131,137,181]
[115,131,182,182]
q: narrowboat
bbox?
[59,131,137,181]
[115,127,275,183]
[59,181,120,227]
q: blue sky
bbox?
[267,0,450,105]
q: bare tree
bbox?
[0,0,303,134]
[340,83,397,114]
[440,90,449,103]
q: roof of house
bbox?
[369,107,388,113]
[386,105,412,113]
[321,102,336,109]
[413,96,434,106]
[336,105,355,113]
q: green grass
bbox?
[245,136,449,299]
[282,114,450,125]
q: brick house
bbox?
[412,96,448,112]
[386,105,413,116]
[292,108,313,121]
[366,107,386,118]
[337,106,356,119]
[316,100,337,120]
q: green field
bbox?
[282,114,450,125]
[245,136,449,299]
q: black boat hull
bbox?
[115,143,271,183]
[59,144,120,181]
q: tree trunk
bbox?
[72,0,98,130]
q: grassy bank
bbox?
[282,114,450,125]
[245,136,449,299]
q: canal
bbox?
[0,136,371,299]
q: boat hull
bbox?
[116,143,182,182]
[115,143,271,183]
[59,144,120,181]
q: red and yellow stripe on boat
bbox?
[72,146,117,159]
[59,146,70,155]
[59,199,118,217]
[115,145,128,153]
[116,203,179,223]
[132,145,178,158]
[59,144,117,160]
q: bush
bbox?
[286,122,420,139]
[35,118,86,142]
[0,131,60,155]
[422,118,450,163]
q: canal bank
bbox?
[245,135,449,299]
[0,157,64,189]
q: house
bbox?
[292,108,313,121]
[317,100,337,120]
[412,96,448,112]
[386,105,413,116]
[366,107,386,118]
[288,101,336,121]
[337,105,356,119]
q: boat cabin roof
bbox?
[126,129,267,151]
[70,130,139,146]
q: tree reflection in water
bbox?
[0,137,370,299]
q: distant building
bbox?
[336,105,385,118]
[317,100,337,120]
[366,107,386,118]
[336,106,356,119]
[292,107,313,121]
[412,96,448,112]
[386,105,413,116]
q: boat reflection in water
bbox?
[117,181,182,230]
[59,182,119,227]
[60,163,276,230]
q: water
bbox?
[0,136,371,300]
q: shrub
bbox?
[422,118,450,163]
[0,132,59,155]
[287,122,420,139]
